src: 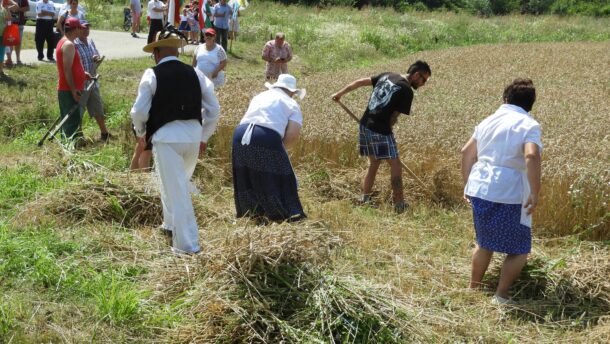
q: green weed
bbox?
[87,271,142,325]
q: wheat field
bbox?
[204,40,610,239]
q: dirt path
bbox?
[19,26,197,65]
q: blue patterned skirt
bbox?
[232,124,306,222]
[470,197,531,255]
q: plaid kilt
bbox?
[359,125,399,160]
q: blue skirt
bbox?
[178,21,190,31]
[470,197,531,254]
[232,124,306,222]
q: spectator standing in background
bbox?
[192,28,227,87]
[74,20,113,142]
[55,17,87,140]
[35,0,57,62]
[56,0,85,37]
[261,32,292,80]
[130,0,142,38]
[203,0,213,28]
[147,0,166,44]
[4,0,28,67]
[0,1,16,76]
[186,4,200,44]
[228,0,239,40]
[178,5,190,38]
[212,0,231,51]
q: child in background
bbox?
[178,6,190,38]
[186,6,200,44]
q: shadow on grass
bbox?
[484,257,610,329]
[0,73,28,90]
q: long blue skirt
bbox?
[232,124,306,222]
[470,196,531,254]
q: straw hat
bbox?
[265,74,306,100]
[143,32,186,53]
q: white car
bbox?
[25,0,86,22]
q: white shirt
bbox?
[36,0,55,20]
[239,88,302,139]
[59,3,85,15]
[465,104,542,204]
[130,0,142,15]
[147,0,164,20]
[130,56,221,144]
[194,43,227,87]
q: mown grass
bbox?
[0,4,608,342]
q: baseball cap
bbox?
[204,28,216,36]
[65,17,85,29]
[80,20,90,27]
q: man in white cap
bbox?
[131,26,221,254]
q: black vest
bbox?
[146,60,202,145]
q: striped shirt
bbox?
[74,38,99,75]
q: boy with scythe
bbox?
[331,60,431,213]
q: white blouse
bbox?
[465,104,542,205]
[194,44,227,87]
[239,88,302,140]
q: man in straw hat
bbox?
[131,25,221,254]
[331,60,431,213]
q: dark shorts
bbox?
[85,87,104,118]
[359,125,399,160]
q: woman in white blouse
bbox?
[231,74,306,223]
[461,78,542,305]
[191,28,227,87]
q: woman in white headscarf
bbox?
[231,74,306,222]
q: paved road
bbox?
[19,26,197,64]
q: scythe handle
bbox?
[334,99,437,201]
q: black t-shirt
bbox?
[359,72,413,135]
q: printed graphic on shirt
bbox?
[367,75,401,115]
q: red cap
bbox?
[204,28,216,36]
[65,17,84,29]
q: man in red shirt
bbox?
[56,17,87,140]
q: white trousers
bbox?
[153,142,200,253]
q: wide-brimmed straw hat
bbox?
[265,74,306,100]
[143,31,186,53]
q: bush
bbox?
[467,0,493,15]
[489,0,519,13]
[551,0,610,16]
